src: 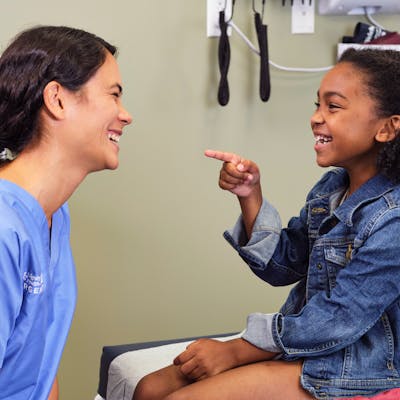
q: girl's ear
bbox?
[376,115,400,143]
[42,81,66,120]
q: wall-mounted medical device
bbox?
[319,0,400,15]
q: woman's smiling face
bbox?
[63,51,132,173]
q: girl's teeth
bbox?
[315,135,332,144]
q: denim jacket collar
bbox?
[335,172,395,227]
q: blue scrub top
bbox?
[0,180,77,399]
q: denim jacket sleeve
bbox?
[223,199,282,274]
[223,197,310,353]
[224,197,310,286]
[242,207,400,358]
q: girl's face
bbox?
[311,62,386,178]
[62,52,132,173]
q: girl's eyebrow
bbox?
[317,90,347,100]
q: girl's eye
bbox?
[314,101,341,111]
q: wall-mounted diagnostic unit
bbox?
[319,0,400,15]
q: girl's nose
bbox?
[310,108,324,127]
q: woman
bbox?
[0,26,132,400]
[133,49,400,399]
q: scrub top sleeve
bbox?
[0,232,22,367]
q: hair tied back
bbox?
[0,148,17,161]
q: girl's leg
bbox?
[133,364,191,400]
[133,360,315,400]
[165,360,314,400]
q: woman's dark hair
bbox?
[339,48,400,182]
[0,25,117,161]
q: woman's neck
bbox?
[0,149,87,225]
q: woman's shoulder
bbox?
[0,182,48,234]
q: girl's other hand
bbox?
[204,149,260,198]
[173,338,237,381]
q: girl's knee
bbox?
[133,374,163,400]
[163,392,186,400]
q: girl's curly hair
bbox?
[339,48,400,182]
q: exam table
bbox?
[95,333,400,400]
[95,333,239,400]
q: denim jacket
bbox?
[224,168,400,399]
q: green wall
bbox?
[0,2,398,398]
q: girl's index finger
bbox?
[204,149,242,165]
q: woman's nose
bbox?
[119,104,133,126]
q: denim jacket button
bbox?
[317,263,323,270]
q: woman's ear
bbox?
[42,81,66,120]
[376,115,400,143]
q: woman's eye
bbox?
[111,91,121,99]
[328,103,341,110]
[314,101,320,108]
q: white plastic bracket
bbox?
[291,0,315,34]
[207,0,232,37]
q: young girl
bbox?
[133,48,400,400]
[0,26,132,400]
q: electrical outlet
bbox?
[292,0,315,34]
[207,0,232,37]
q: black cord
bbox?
[254,12,271,102]
[217,10,230,106]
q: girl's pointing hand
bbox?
[205,149,260,198]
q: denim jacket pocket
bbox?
[323,241,353,295]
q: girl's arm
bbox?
[237,184,263,240]
[206,148,310,286]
